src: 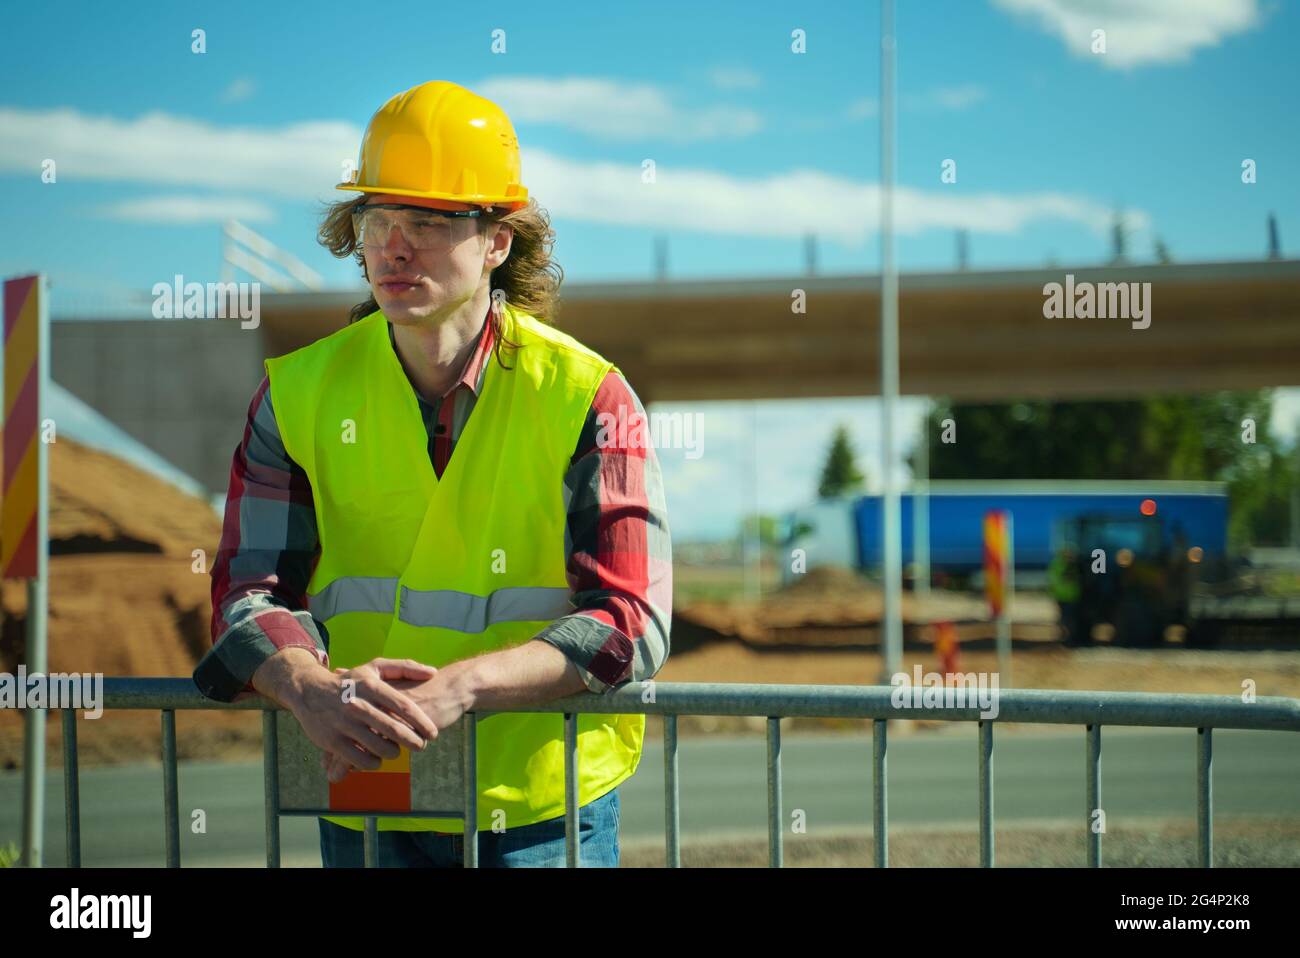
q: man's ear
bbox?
[488,222,513,269]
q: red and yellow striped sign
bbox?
[983,510,1009,617]
[2,276,41,579]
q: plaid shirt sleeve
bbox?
[533,371,673,693]
[192,375,328,702]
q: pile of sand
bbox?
[0,437,223,675]
[0,438,234,766]
[674,565,1058,651]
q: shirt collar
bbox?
[387,299,497,401]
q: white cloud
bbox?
[991,0,1263,68]
[526,150,1148,242]
[919,84,987,110]
[847,97,878,119]
[0,106,359,199]
[220,77,256,104]
[0,105,1141,243]
[847,85,987,120]
[474,76,763,142]
[98,195,275,224]
[708,66,761,91]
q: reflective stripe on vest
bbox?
[399,585,571,632]
[309,578,571,632]
[308,575,399,620]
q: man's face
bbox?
[360,193,512,326]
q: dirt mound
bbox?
[774,564,871,597]
[0,437,238,767]
[676,562,1058,651]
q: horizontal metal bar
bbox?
[91,679,1300,732]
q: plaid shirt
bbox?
[193,302,672,701]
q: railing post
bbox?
[1086,724,1102,868]
[161,709,180,868]
[62,708,80,868]
[564,712,579,868]
[261,711,280,868]
[767,716,783,868]
[664,714,680,868]
[979,720,994,867]
[363,816,378,868]
[463,711,478,869]
[1197,727,1213,868]
[873,718,888,867]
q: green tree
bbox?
[739,513,782,547]
[818,424,867,498]
[912,391,1297,551]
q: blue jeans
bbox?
[318,786,621,868]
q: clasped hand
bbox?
[290,657,468,783]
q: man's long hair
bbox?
[317,196,564,369]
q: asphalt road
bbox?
[2,725,1297,866]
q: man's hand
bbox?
[320,660,475,782]
[255,650,441,776]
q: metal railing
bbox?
[38,678,1300,868]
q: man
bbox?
[193,80,672,867]
[1047,545,1083,646]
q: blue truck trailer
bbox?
[851,480,1229,572]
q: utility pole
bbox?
[878,0,903,684]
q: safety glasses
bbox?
[352,203,489,251]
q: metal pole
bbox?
[161,709,180,867]
[262,711,280,868]
[363,816,378,868]
[1086,724,1101,867]
[766,717,783,868]
[62,709,80,868]
[873,718,888,867]
[20,274,50,867]
[878,0,903,684]
[1197,727,1213,867]
[463,712,478,868]
[564,712,580,868]
[913,400,930,606]
[979,720,994,867]
[664,715,681,868]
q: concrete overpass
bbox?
[51,258,1300,494]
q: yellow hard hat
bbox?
[338,80,529,209]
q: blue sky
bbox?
[2,0,1298,538]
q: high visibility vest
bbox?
[1048,555,1081,603]
[265,303,645,833]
